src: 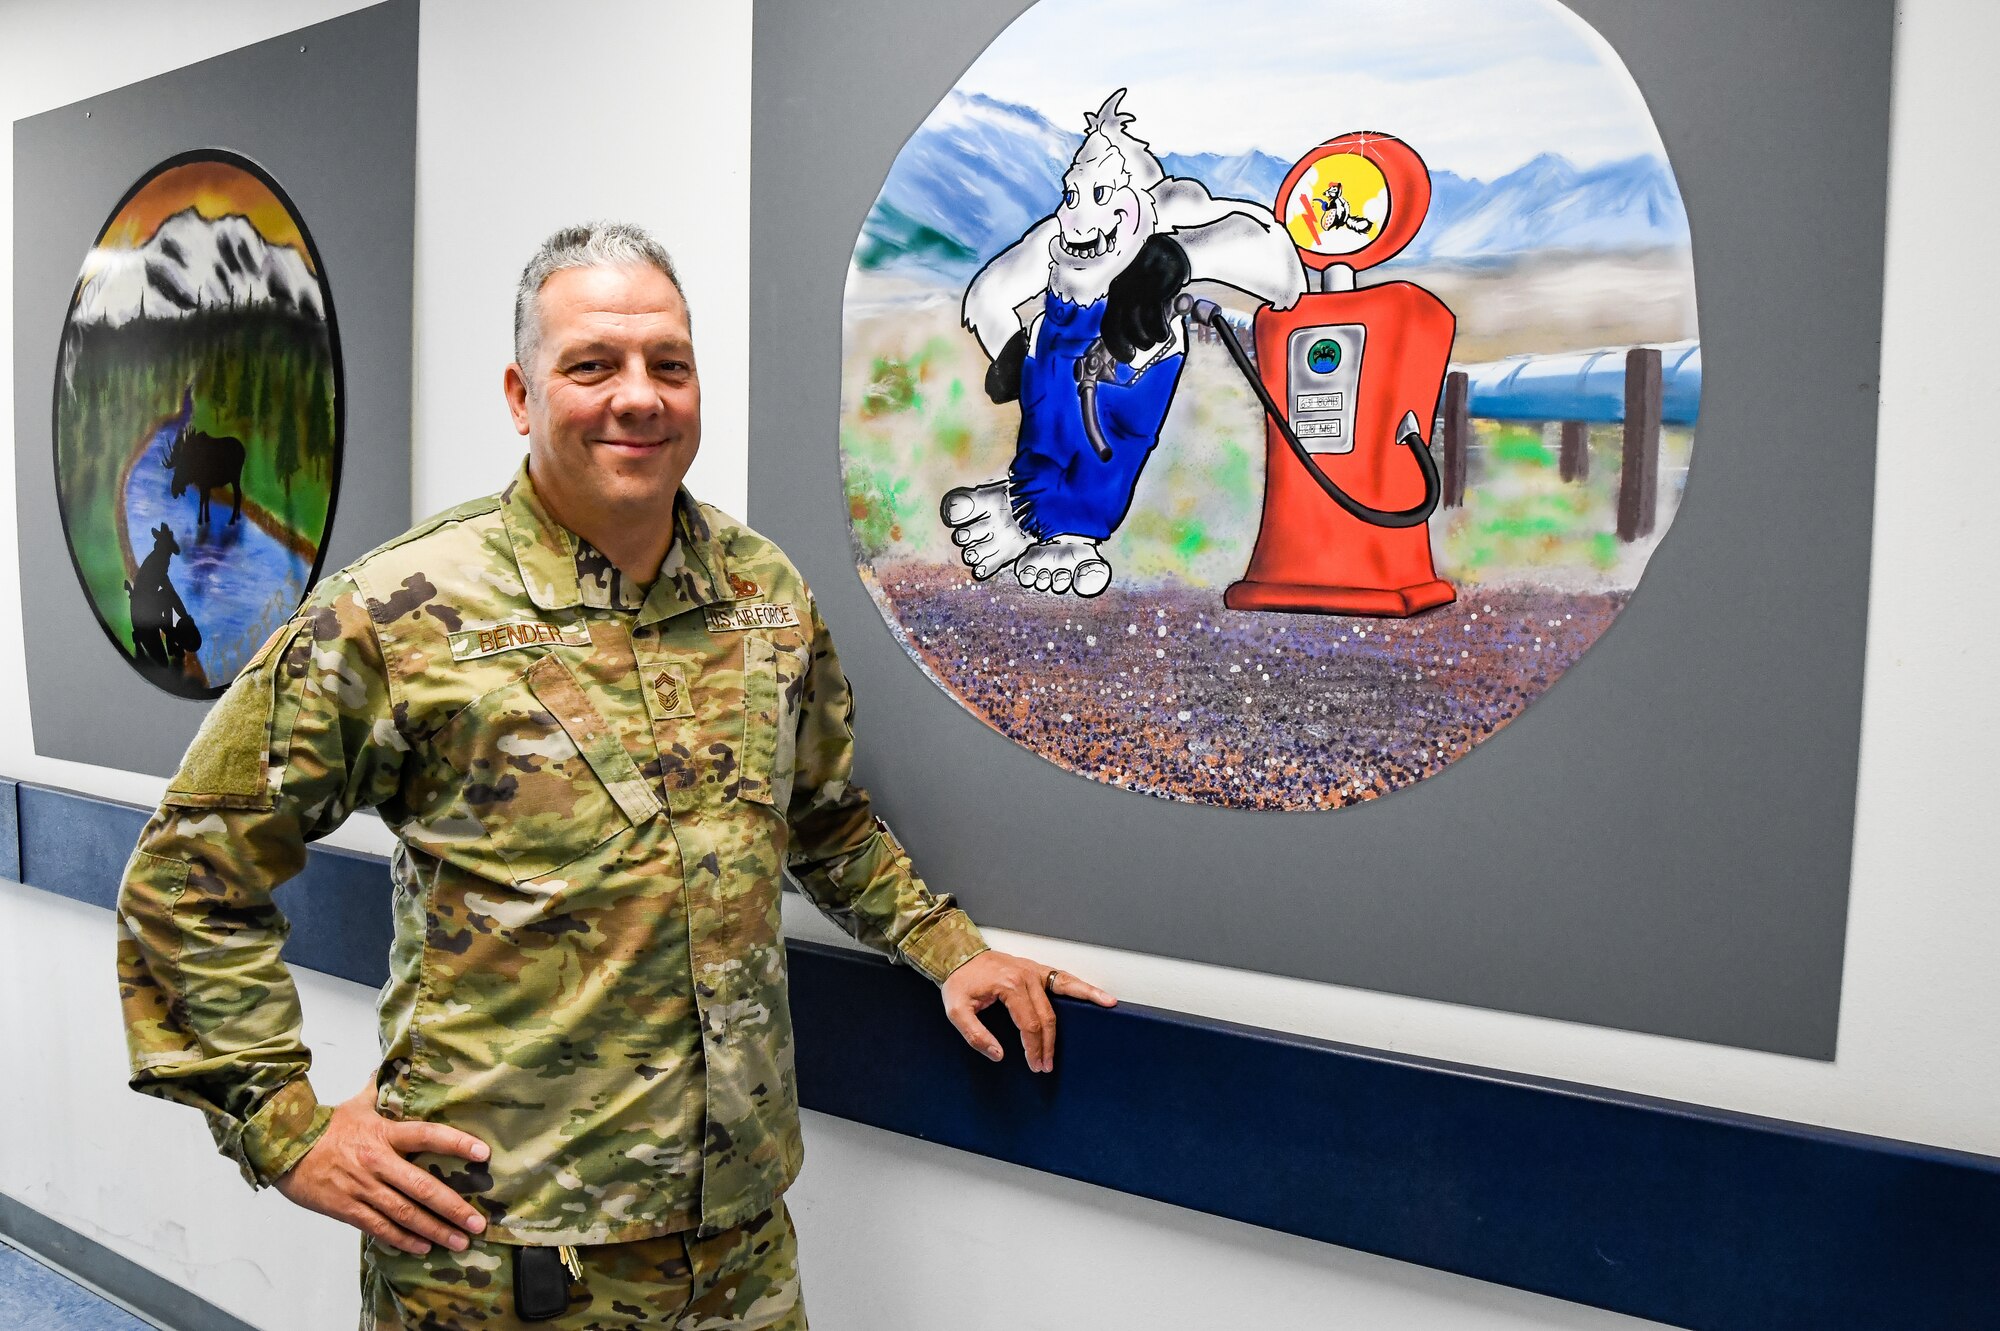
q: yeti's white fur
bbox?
[963,89,1305,360]
[947,90,1308,596]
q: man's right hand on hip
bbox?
[275,1080,491,1255]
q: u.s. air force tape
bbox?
[703,602,800,632]
[449,619,593,661]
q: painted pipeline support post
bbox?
[1560,419,1590,483]
[1442,370,1470,508]
[1618,347,1663,541]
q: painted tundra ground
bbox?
[870,560,1626,811]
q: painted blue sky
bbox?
[954,0,1668,180]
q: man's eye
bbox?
[568,361,608,374]
[656,360,689,374]
[1064,187,1078,209]
[1093,185,1110,205]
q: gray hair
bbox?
[512,221,690,373]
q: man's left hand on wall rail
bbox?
[942,951,1117,1073]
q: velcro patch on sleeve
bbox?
[449,619,592,661]
[165,641,291,810]
[703,602,800,633]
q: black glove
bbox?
[1101,233,1190,364]
[984,326,1030,404]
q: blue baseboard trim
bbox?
[8,779,1999,1330]
[0,779,19,884]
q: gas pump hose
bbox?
[1181,294,1442,529]
[1080,295,1440,527]
[1073,296,1442,527]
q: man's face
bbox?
[505,263,700,524]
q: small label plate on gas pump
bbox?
[1286,323,1366,453]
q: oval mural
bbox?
[53,149,341,699]
[840,0,1700,811]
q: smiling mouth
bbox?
[1057,227,1115,260]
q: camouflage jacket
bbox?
[115,462,988,1245]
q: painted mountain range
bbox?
[856,91,1691,285]
[71,207,323,326]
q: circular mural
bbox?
[53,149,342,699]
[840,0,1700,812]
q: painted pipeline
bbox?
[1456,340,1701,427]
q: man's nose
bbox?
[608,363,662,415]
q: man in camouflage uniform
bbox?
[116,222,1113,1329]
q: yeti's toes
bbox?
[1014,538,1112,597]
[942,480,1031,580]
[958,521,1032,580]
[966,544,1027,581]
[940,480,1010,527]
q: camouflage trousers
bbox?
[361,1201,806,1330]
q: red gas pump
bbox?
[1222,132,1457,617]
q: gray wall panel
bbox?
[12,0,417,776]
[750,0,1892,1055]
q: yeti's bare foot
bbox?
[940,480,1032,580]
[1015,536,1112,597]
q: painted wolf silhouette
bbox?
[125,522,202,667]
[165,420,245,527]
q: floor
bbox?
[0,1240,150,1330]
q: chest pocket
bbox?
[438,653,663,884]
[740,633,811,811]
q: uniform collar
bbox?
[499,460,734,623]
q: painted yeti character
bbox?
[944,89,1305,595]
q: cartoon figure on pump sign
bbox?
[1314,181,1374,237]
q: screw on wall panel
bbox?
[83,110,90,117]
[300,45,308,53]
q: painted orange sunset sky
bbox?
[97,159,313,271]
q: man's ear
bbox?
[503,363,532,436]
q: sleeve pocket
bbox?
[741,634,810,810]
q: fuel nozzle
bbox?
[1074,341,1120,462]
[1078,296,1221,465]
[1174,293,1222,327]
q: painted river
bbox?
[124,417,309,687]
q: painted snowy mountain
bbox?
[1416,153,1689,262]
[858,90,1690,284]
[70,208,323,326]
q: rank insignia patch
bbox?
[649,664,693,719]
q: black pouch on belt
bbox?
[512,1245,569,1322]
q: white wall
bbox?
[0,0,752,833]
[2,1,1994,1329]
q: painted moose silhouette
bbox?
[125,522,202,668]
[165,423,245,526]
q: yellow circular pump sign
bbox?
[1283,153,1391,257]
